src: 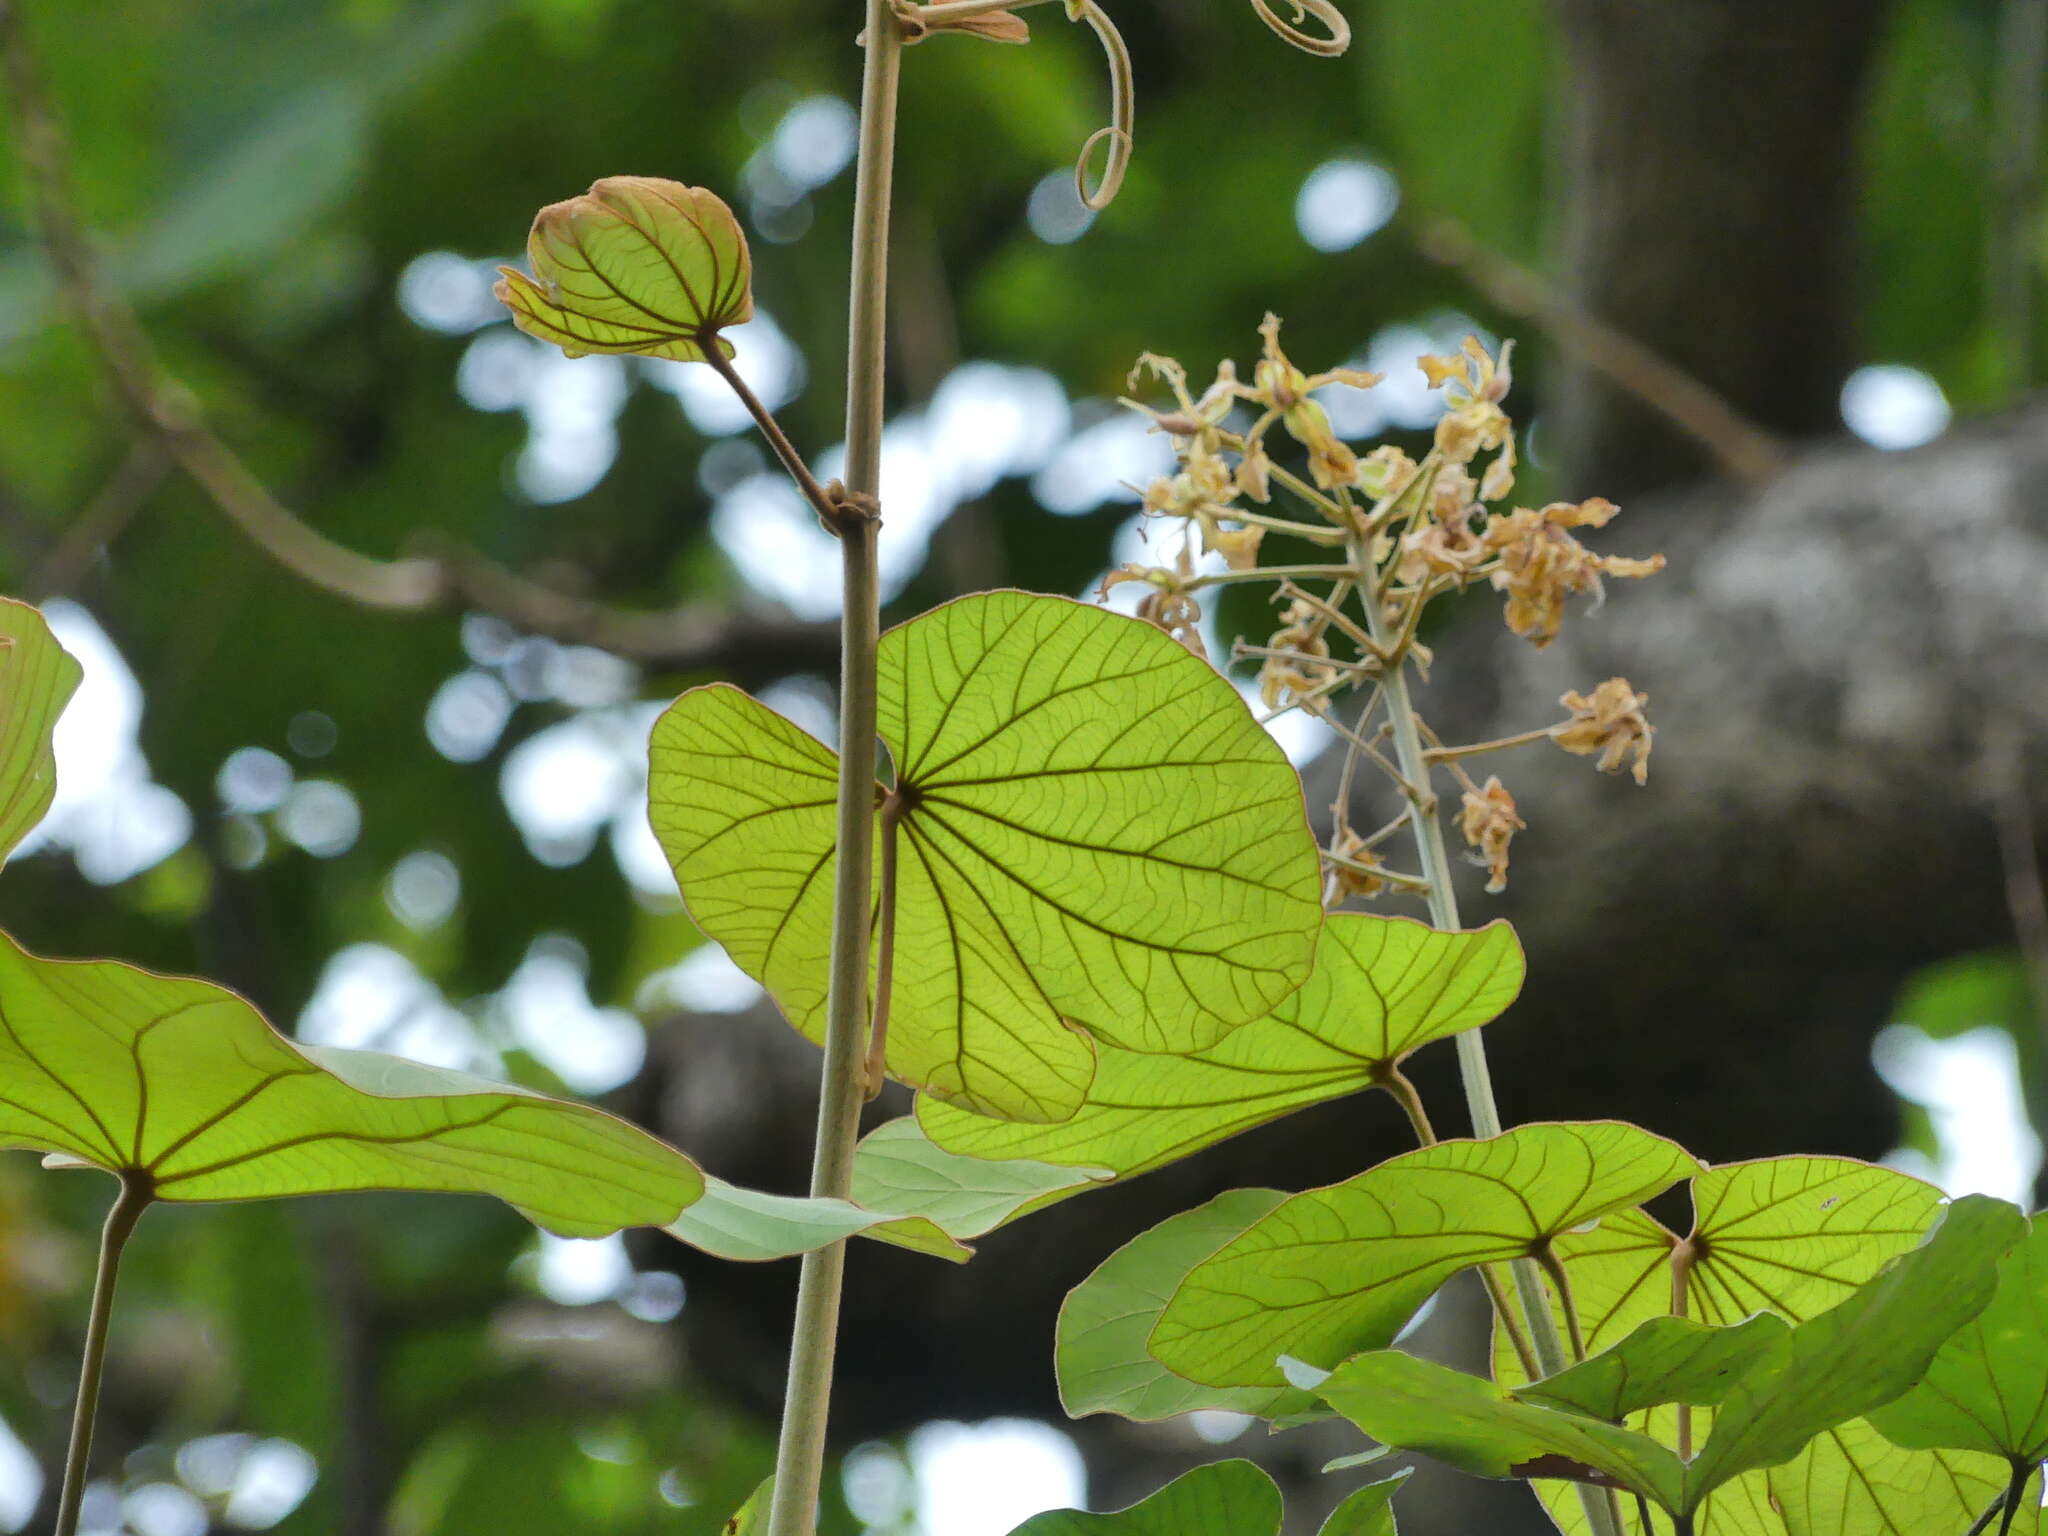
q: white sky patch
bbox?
[1027,171,1094,245]
[909,1420,1085,1536]
[221,1440,318,1529]
[714,362,1064,617]
[277,779,361,859]
[1033,410,1172,516]
[0,1414,41,1533]
[771,95,859,189]
[757,676,838,748]
[426,668,515,763]
[298,944,479,1072]
[499,711,641,867]
[493,939,645,1093]
[1841,364,1951,451]
[216,746,293,814]
[532,1232,633,1306]
[15,600,191,884]
[640,941,765,1016]
[1241,682,1336,768]
[1314,315,1484,441]
[1295,157,1400,253]
[397,251,507,335]
[516,352,628,504]
[385,849,461,931]
[1874,1023,2041,1205]
[645,311,805,438]
[125,1483,207,1536]
[456,329,543,414]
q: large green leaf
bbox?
[1058,1188,1316,1424]
[1005,1460,1282,1536]
[1324,1197,2022,1521]
[1150,1122,1699,1388]
[0,933,701,1238]
[1681,1195,2023,1504]
[0,598,82,867]
[1515,1314,1791,1424]
[917,914,1522,1190]
[648,591,1325,1122]
[663,1119,1108,1264]
[1870,1212,2048,1464]
[496,176,753,362]
[1506,1159,2017,1536]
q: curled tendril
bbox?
[1067,0,1134,210]
[1249,0,1350,56]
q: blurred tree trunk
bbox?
[1548,0,1891,498]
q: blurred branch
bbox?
[1414,217,1785,487]
[0,0,833,675]
[28,441,166,599]
[1991,0,2046,394]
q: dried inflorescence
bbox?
[1110,320,1664,907]
[1554,676,1654,785]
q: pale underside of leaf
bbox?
[0,934,701,1238]
[916,913,1523,1197]
[1058,1188,1319,1424]
[0,598,82,867]
[1151,1121,1700,1388]
[662,1118,1112,1265]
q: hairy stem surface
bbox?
[56,1172,152,1536]
[763,3,901,1533]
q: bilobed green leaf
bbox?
[1149,1122,1698,1388]
[1869,1212,2048,1464]
[0,933,701,1237]
[1004,1460,1282,1536]
[495,176,753,361]
[1515,1313,1791,1424]
[917,914,1521,1191]
[0,598,81,867]
[1322,1198,2022,1523]
[1316,1350,1687,1512]
[1058,1188,1316,1423]
[649,591,1325,1123]
[1504,1159,2014,1536]
[662,1120,1108,1264]
[1681,1194,2023,1507]
[1316,1469,1411,1536]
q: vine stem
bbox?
[56,1171,152,1536]
[762,1,901,1532]
[1350,526,1623,1536]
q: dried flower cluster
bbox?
[1112,322,1665,901]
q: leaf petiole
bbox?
[55,1169,153,1536]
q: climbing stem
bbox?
[762,2,900,1532]
[56,1170,152,1536]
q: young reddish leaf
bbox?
[495,176,752,362]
